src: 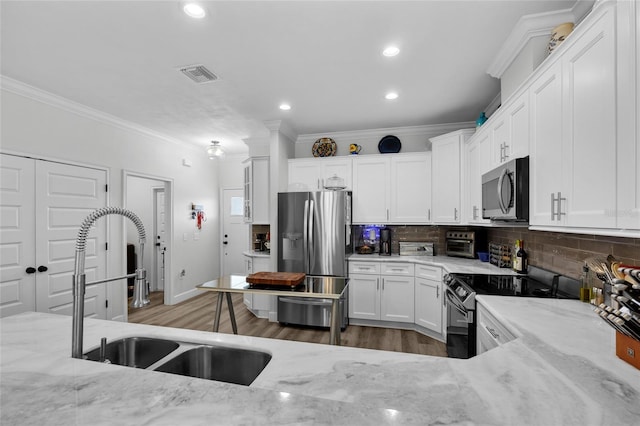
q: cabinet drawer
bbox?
[477,304,516,346]
[380,262,414,276]
[348,261,380,275]
[415,264,441,280]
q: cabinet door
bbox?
[243,164,252,222]
[465,134,490,224]
[380,276,414,323]
[432,137,461,223]
[352,156,390,223]
[243,256,253,308]
[414,277,442,333]
[251,159,270,224]
[348,274,380,320]
[508,92,530,161]
[490,115,509,168]
[530,60,564,226]
[288,159,322,191]
[390,154,431,223]
[562,8,616,228]
[321,157,352,190]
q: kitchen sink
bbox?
[84,337,180,368]
[83,337,271,386]
[154,345,272,386]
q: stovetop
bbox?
[448,267,581,300]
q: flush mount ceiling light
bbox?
[279,103,291,111]
[385,92,399,100]
[183,2,206,19]
[382,46,400,57]
[206,141,225,159]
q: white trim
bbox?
[171,287,201,305]
[296,122,475,145]
[487,1,596,78]
[1,75,188,148]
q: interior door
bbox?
[222,188,247,275]
[35,160,107,318]
[0,154,37,316]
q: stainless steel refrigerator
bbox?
[277,191,351,328]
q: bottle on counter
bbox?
[513,239,528,274]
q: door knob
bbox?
[37,266,48,273]
[26,267,36,274]
[223,241,228,245]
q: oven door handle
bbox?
[444,288,474,323]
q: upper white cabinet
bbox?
[352,153,431,224]
[244,157,269,224]
[288,157,352,191]
[530,5,621,230]
[464,129,491,224]
[430,129,474,224]
[489,90,530,170]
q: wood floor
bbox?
[128,292,447,357]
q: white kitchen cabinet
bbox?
[348,261,414,323]
[288,157,352,191]
[530,6,618,230]
[243,157,269,224]
[352,156,390,223]
[389,153,432,223]
[414,265,442,334]
[430,129,474,224]
[489,90,529,169]
[476,301,516,355]
[464,130,491,224]
[243,253,274,316]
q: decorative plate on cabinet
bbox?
[312,138,337,157]
[378,135,401,153]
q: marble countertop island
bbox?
[2,295,639,425]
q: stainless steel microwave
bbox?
[482,156,529,221]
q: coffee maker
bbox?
[379,228,392,256]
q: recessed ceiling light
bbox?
[183,3,206,19]
[279,103,291,111]
[383,46,400,57]
[385,92,399,100]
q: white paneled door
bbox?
[0,154,107,318]
[222,188,248,276]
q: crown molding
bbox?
[295,122,475,144]
[0,75,188,148]
[487,1,595,79]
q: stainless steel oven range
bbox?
[444,267,580,359]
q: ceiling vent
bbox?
[179,65,218,84]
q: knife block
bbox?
[616,331,640,370]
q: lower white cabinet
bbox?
[476,301,516,355]
[414,265,442,334]
[243,254,274,316]
[348,261,414,323]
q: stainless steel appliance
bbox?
[482,156,529,221]
[445,230,484,259]
[444,266,580,359]
[379,228,391,256]
[277,191,351,328]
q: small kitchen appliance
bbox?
[445,230,485,259]
[379,228,392,256]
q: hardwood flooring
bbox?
[128,292,447,357]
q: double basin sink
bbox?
[84,337,272,386]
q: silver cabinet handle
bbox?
[472,205,478,220]
[551,193,557,220]
[557,192,566,218]
[454,208,458,221]
[486,325,499,339]
[436,286,440,299]
[503,143,509,161]
[428,209,431,221]
[382,278,384,290]
[551,192,566,220]
[376,278,379,290]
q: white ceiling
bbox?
[1,1,580,155]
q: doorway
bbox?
[124,172,173,316]
[221,188,248,275]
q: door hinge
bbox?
[105,300,109,308]
[105,184,109,192]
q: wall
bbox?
[500,36,548,103]
[0,84,220,318]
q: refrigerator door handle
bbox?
[303,199,309,272]
[307,199,315,272]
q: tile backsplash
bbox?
[352,224,639,280]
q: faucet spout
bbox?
[72,207,148,359]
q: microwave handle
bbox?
[497,168,509,214]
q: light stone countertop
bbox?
[2,293,639,425]
[348,254,522,275]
